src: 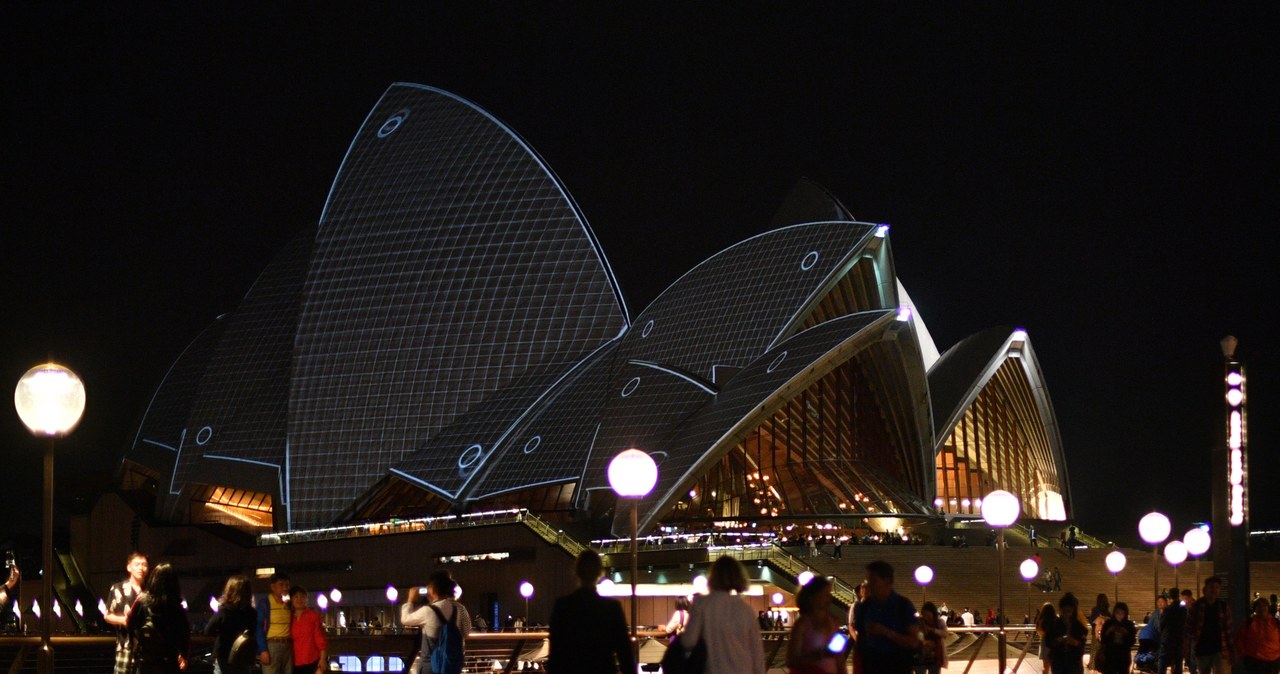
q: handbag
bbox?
[229,629,256,667]
[660,632,706,674]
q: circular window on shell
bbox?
[523,436,542,454]
[621,377,641,397]
[642,320,655,338]
[377,108,411,138]
[800,251,820,270]
[767,351,788,373]
[458,444,483,469]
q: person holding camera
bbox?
[401,571,470,673]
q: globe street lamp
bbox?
[519,581,534,625]
[1163,540,1188,591]
[914,565,934,607]
[1138,512,1171,611]
[1020,558,1040,623]
[14,363,86,674]
[608,448,658,665]
[982,489,1020,674]
[1105,550,1127,606]
[1184,527,1211,592]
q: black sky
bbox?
[3,4,1276,543]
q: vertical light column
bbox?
[1219,336,1250,624]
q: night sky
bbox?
[3,5,1276,545]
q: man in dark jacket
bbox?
[548,550,634,674]
[1184,577,1234,674]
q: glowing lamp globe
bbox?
[329,588,342,603]
[1184,527,1211,556]
[797,571,815,587]
[1164,540,1188,566]
[209,596,221,613]
[1138,512,1171,545]
[771,592,784,606]
[317,595,329,611]
[608,449,658,497]
[1105,550,1127,574]
[14,363,86,437]
[914,565,934,586]
[385,585,398,603]
[1020,558,1040,581]
[692,575,708,594]
[981,490,1020,527]
[520,581,534,599]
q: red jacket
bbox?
[291,608,328,666]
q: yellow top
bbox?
[267,594,291,639]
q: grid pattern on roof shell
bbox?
[287,84,627,527]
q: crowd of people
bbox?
[7,546,1278,674]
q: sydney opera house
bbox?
[120,83,1071,545]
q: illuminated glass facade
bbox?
[122,85,1071,536]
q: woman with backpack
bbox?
[206,575,258,674]
[126,562,190,674]
[401,570,471,674]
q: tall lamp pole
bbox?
[982,489,1020,674]
[519,581,534,625]
[1164,540,1188,591]
[1184,527,1211,593]
[608,449,658,668]
[914,565,933,607]
[1139,512,1171,610]
[1105,550,1127,607]
[14,363,86,674]
[1020,559,1040,622]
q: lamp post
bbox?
[982,489,1020,674]
[914,565,934,607]
[1105,550,1127,606]
[608,448,658,667]
[1184,527,1211,592]
[1020,558,1040,622]
[1138,512,1171,611]
[14,363,86,674]
[1164,540,1188,591]
[519,581,534,625]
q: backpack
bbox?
[128,601,173,671]
[426,602,464,674]
[228,629,256,668]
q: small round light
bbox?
[1226,372,1244,386]
[1138,512,1171,545]
[209,596,220,613]
[520,581,534,599]
[914,565,934,585]
[317,595,329,611]
[1105,550,1127,574]
[1164,540,1188,566]
[1184,527,1211,556]
[608,449,658,497]
[1226,389,1244,406]
[933,497,944,508]
[692,575,708,594]
[329,588,342,603]
[1020,558,1039,581]
[797,571,814,587]
[385,585,398,603]
[14,363,86,437]
[771,592,784,606]
[981,490,1020,528]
